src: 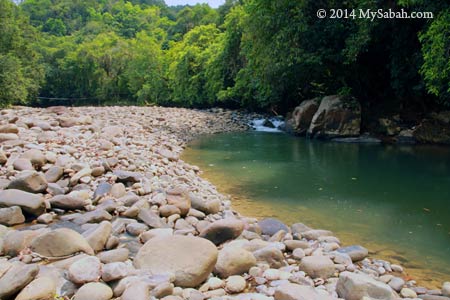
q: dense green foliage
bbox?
[0,0,449,113]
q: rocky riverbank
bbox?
[0,106,449,300]
[284,95,450,145]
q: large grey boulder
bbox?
[336,271,397,300]
[308,95,361,138]
[0,189,45,216]
[134,235,218,287]
[30,228,94,257]
[413,116,450,145]
[286,98,320,135]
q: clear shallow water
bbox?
[182,131,450,288]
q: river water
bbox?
[182,131,450,288]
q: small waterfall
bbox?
[249,117,285,132]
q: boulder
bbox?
[286,98,320,135]
[0,263,39,299]
[274,283,334,300]
[30,228,94,257]
[199,219,245,245]
[378,118,401,136]
[214,246,257,278]
[134,235,218,287]
[74,282,113,300]
[258,218,289,236]
[15,276,56,300]
[336,271,397,300]
[0,189,45,216]
[308,95,361,138]
[413,118,450,145]
[7,171,48,193]
[337,245,369,262]
[0,206,25,225]
[299,256,335,279]
[68,256,102,284]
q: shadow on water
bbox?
[182,131,450,288]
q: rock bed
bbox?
[0,106,449,300]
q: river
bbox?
[182,130,450,288]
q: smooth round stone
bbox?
[134,235,218,288]
[225,275,246,294]
[292,248,305,260]
[443,282,450,297]
[74,282,113,300]
[68,256,102,284]
[400,287,417,298]
[299,256,335,279]
[207,277,224,290]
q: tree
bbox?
[420,9,450,106]
[167,24,223,107]
[0,0,43,107]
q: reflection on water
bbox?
[182,131,450,288]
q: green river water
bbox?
[182,131,450,288]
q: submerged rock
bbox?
[258,218,289,236]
